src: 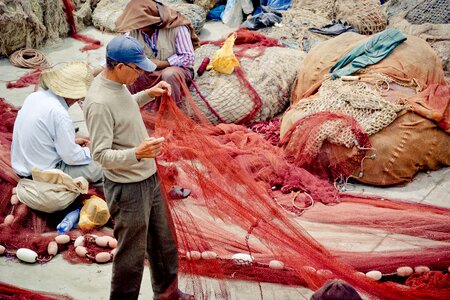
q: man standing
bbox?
[11,62,103,186]
[84,35,193,300]
[115,0,200,109]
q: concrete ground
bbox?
[0,22,449,300]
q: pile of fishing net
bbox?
[385,0,450,73]
[92,0,206,34]
[0,0,66,56]
[70,0,102,32]
[2,84,450,298]
[0,0,102,57]
[280,78,404,179]
[257,8,332,52]
[292,0,387,35]
[192,0,211,13]
[190,29,305,124]
[284,31,450,185]
[385,0,449,24]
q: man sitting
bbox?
[114,0,200,110]
[11,62,102,188]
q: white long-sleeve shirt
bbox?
[11,89,91,177]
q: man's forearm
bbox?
[151,58,170,69]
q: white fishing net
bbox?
[385,0,449,25]
[292,0,387,35]
[258,8,331,52]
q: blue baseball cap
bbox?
[106,36,156,72]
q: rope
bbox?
[187,71,226,123]
[9,49,49,69]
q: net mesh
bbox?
[292,0,387,35]
[292,0,335,19]
[385,0,450,25]
[334,0,387,35]
[405,0,450,25]
[258,8,332,51]
[1,87,450,299]
[0,0,51,56]
[190,44,305,124]
[287,79,404,148]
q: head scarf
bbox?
[115,0,200,49]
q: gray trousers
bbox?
[104,174,178,300]
[55,160,103,190]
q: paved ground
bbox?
[0,22,448,300]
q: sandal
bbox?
[176,289,194,300]
[168,185,191,199]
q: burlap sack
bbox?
[191,44,305,124]
[292,32,447,102]
[284,31,449,185]
[339,111,450,186]
[16,168,89,213]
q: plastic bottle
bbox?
[57,208,80,234]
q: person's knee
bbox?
[160,67,182,82]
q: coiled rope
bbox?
[9,49,49,69]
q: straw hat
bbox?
[40,61,93,99]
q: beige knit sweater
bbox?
[84,74,156,183]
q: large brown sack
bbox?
[292,32,447,102]
[283,31,450,185]
[326,111,450,186]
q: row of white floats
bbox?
[2,189,448,276]
[4,187,119,264]
[184,251,449,279]
[2,244,449,279]
[0,234,118,264]
[2,192,20,226]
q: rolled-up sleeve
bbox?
[167,26,195,67]
[53,112,91,166]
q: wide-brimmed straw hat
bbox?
[40,61,93,99]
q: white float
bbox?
[366,270,382,281]
[16,248,38,263]
[268,260,284,270]
[231,253,254,265]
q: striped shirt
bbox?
[141,26,195,67]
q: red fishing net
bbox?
[1,81,450,300]
[201,28,280,58]
[0,282,72,300]
[280,111,371,180]
[6,69,44,90]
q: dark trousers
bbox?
[104,174,178,300]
